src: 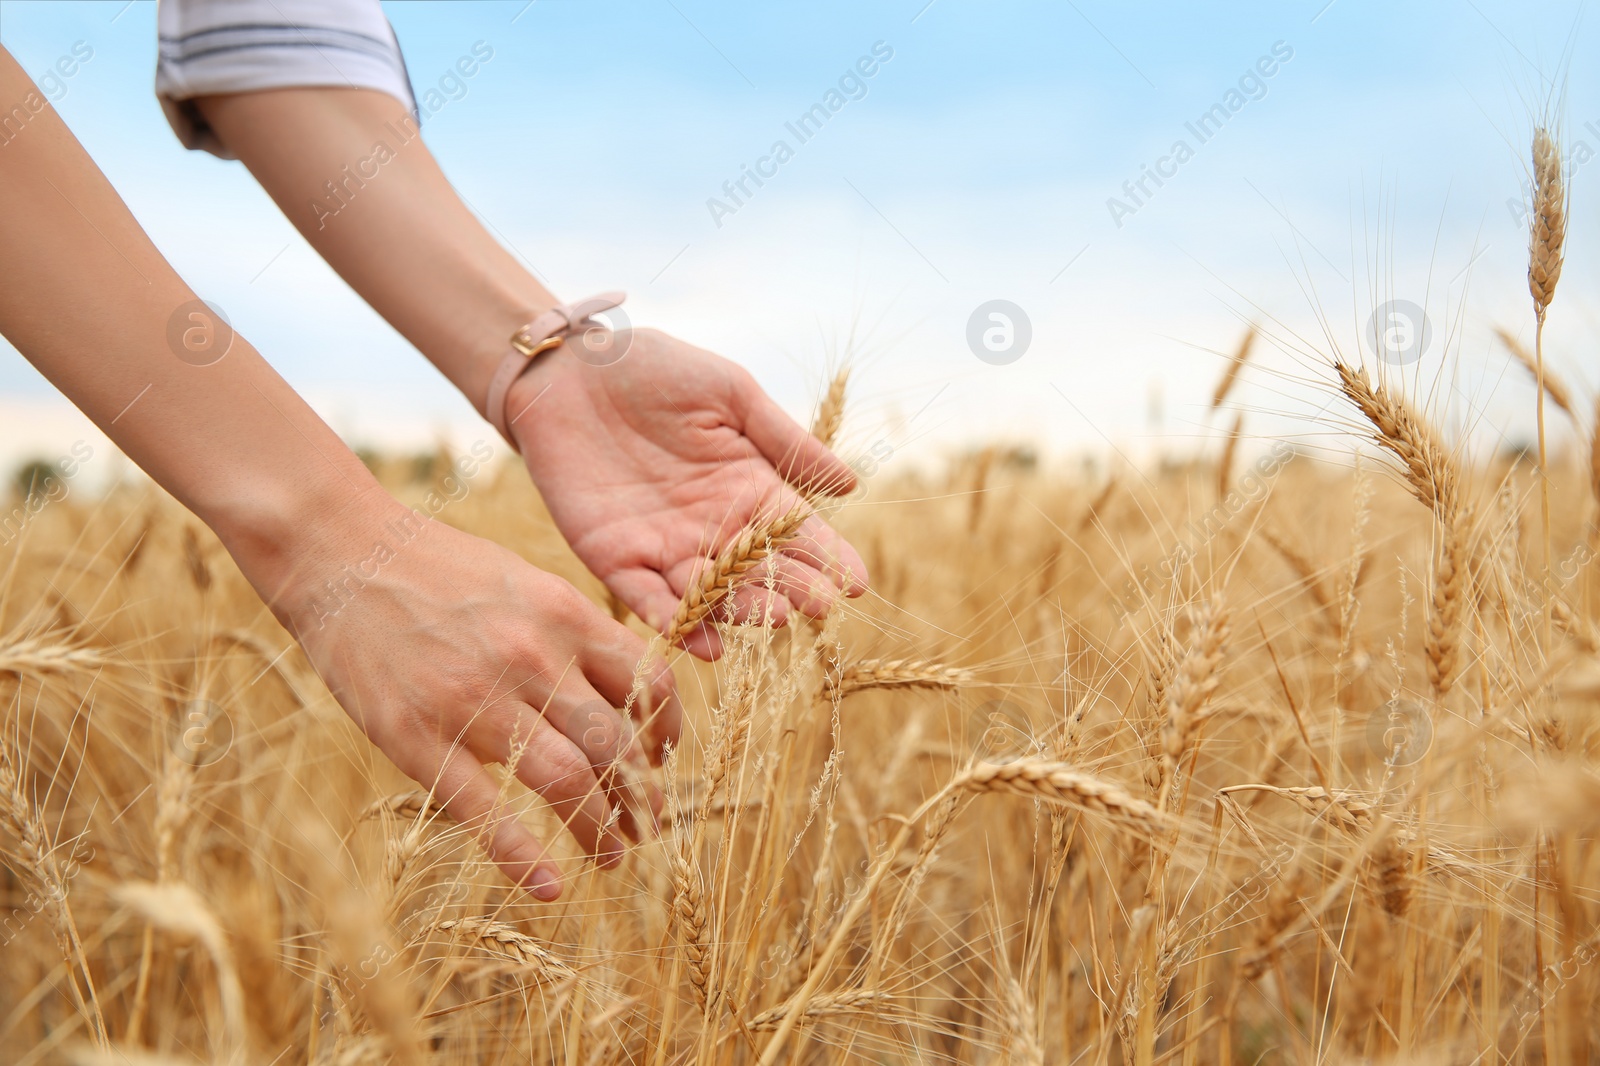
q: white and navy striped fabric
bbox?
[155,0,418,158]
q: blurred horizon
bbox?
[1,0,1597,489]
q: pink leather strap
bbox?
[483,292,625,450]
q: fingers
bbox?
[428,744,563,900]
[603,568,685,640]
[733,373,858,498]
[539,688,652,784]
[780,515,869,597]
[578,618,683,766]
[504,716,628,870]
[769,554,841,618]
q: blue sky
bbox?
[1,0,1596,474]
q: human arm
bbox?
[0,47,677,898]
[187,87,868,659]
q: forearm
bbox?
[0,50,384,612]
[192,88,555,415]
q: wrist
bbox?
[206,463,400,630]
[462,286,561,420]
[502,343,582,453]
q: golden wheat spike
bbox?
[0,635,113,676]
[1334,362,1460,524]
[953,759,1165,831]
[747,989,895,1031]
[1529,126,1566,316]
[425,918,577,982]
[1210,325,1257,410]
[667,505,810,643]
[359,791,450,823]
[810,366,849,450]
[823,657,972,699]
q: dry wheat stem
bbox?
[1529,126,1566,657]
[1216,413,1243,502]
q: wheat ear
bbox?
[823,657,972,699]
[360,791,449,823]
[1157,602,1229,803]
[1335,361,1468,695]
[114,881,246,1061]
[666,505,810,645]
[1209,325,1256,409]
[1260,526,1337,631]
[953,759,1165,832]
[0,745,105,1045]
[747,989,895,1031]
[810,366,849,449]
[1529,127,1566,316]
[1529,126,1567,649]
[0,635,113,676]
[1335,362,1459,522]
[424,917,577,982]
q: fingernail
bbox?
[529,867,561,901]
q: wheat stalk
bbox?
[1216,412,1243,500]
[1335,361,1470,697]
[1529,126,1567,656]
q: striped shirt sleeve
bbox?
[155,0,418,158]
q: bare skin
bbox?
[0,47,684,900]
[190,88,867,659]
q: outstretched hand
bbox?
[505,328,868,659]
[251,494,681,899]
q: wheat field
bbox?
[3,152,1598,1065]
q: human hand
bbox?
[505,328,869,660]
[238,492,680,899]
